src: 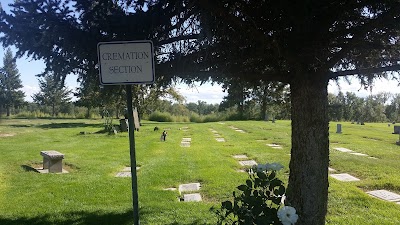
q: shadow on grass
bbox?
[0,210,210,225]
[8,124,33,128]
[166,221,210,225]
[0,210,133,225]
[20,165,40,173]
[37,123,103,129]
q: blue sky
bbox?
[1,0,399,103]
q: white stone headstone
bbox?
[330,173,360,181]
[367,190,400,202]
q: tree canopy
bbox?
[0,48,24,116]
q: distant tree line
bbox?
[328,92,400,123]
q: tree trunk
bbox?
[52,104,55,117]
[86,106,91,119]
[6,105,10,117]
[286,74,329,225]
[261,95,267,120]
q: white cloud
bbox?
[176,82,226,104]
[328,77,400,97]
[22,85,40,102]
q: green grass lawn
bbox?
[0,119,399,224]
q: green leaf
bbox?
[246,179,253,188]
[222,201,233,210]
[257,171,267,180]
[237,184,248,191]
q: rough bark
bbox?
[6,105,10,117]
[286,74,330,225]
[261,94,267,121]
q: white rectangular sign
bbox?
[98,41,155,85]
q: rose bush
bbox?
[213,163,298,225]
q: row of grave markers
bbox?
[330,147,400,205]
[209,128,226,142]
[117,125,400,205]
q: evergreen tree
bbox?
[32,73,71,117]
[0,48,25,116]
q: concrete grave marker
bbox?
[122,166,140,172]
[235,129,246,133]
[328,167,336,172]
[163,187,177,191]
[334,147,354,153]
[267,143,282,149]
[350,152,369,157]
[233,155,248,159]
[330,173,360,181]
[179,183,201,194]
[183,193,202,202]
[116,172,132,177]
[40,151,65,173]
[215,138,226,142]
[180,142,190,147]
[367,190,400,202]
[182,138,192,142]
[239,160,257,166]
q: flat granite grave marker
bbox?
[350,152,369,157]
[180,141,191,147]
[233,155,248,159]
[239,160,257,166]
[182,138,192,142]
[330,173,360,181]
[215,138,226,142]
[115,167,141,177]
[183,193,202,202]
[179,183,201,194]
[163,187,177,191]
[367,190,400,202]
[116,172,131,177]
[267,143,282,149]
[235,129,246,133]
[328,167,336,172]
[334,147,354,153]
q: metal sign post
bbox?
[97,40,154,225]
[126,85,139,225]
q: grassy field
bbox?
[0,118,399,224]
